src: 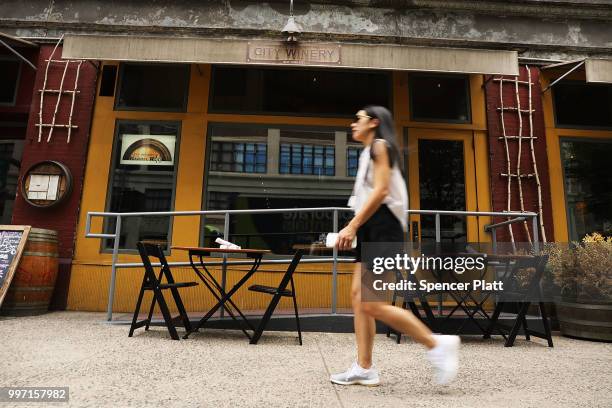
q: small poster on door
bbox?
[120,134,176,166]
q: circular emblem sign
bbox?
[122,138,173,163]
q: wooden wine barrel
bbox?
[0,228,59,316]
[557,300,612,342]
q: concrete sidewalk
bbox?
[1,312,610,408]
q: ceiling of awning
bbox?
[62,34,519,76]
[0,32,37,48]
[0,31,38,70]
[542,58,612,84]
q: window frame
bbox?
[552,80,612,131]
[114,62,191,112]
[101,119,182,254]
[408,73,472,124]
[279,142,335,176]
[200,122,353,248]
[0,139,23,225]
[210,140,268,174]
[559,136,612,241]
[208,65,393,118]
[0,56,22,107]
[346,145,363,177]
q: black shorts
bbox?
[355,204,404,263]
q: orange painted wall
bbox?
[68,65,492,313]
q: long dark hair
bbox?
[363,105,402,168]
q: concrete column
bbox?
[267,128,280,175]
[335,131,347,177]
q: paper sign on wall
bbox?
[27,175,61,200]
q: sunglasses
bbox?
[354,113,372,121]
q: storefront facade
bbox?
[0,1,610,312]
[65,68,485,311]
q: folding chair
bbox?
[248,250,304,345]
[483,255,553,347]
[440,253,495,335]
[129,242,198,340]
[387,268,437,343]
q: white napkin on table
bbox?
[215,237,241,250]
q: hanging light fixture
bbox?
[281,0,302,43]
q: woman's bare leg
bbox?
[351,263,376,368]
[361,301,436,349]
[352,262,438,370]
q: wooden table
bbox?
[172,246,270,340]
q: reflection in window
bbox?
[279,143,334,175]
[104,121,179,250]
[347,147,362,177]
[554,82,612,129]
[210,66,391,116]
[211,142,266,173]
[116,63,190,111]
[0,141,22,224]
[203,124,354,253]
[418,139,466,243]
[410,74,470,122]
[561,139,612,241]
[145,189,173,211]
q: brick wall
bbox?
[11,45,98,308]
[484,65,554,243]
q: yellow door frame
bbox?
[405,128,480,242]
[540,75,612,242]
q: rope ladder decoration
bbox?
[494,66,547,244]
[36,35,83,143]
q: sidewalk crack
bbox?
[315,335,345,408]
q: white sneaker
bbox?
[330,362,380,386]
[426,335,460,385]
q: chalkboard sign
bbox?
[0,226,30,309]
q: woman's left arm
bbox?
[337,141,391,250]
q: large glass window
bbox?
[553,82,612,129]
[561,138,612,241]
[203,124,355,253]
[418,139,467,243]
[346,147,362,177]
[210,142,267,173]
[0,58,21,105]
[280,143,334,175]
[210,66,391,116]
[104,121,180,250]
[115,63,190,111]
[410,74,471,123]
[0,141,23,224]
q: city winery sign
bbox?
[247,42,341,65]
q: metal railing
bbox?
[85,207,538,321]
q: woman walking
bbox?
[330,106,460,386]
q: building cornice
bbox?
[1,1,611,61]
[311,0,612,20]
